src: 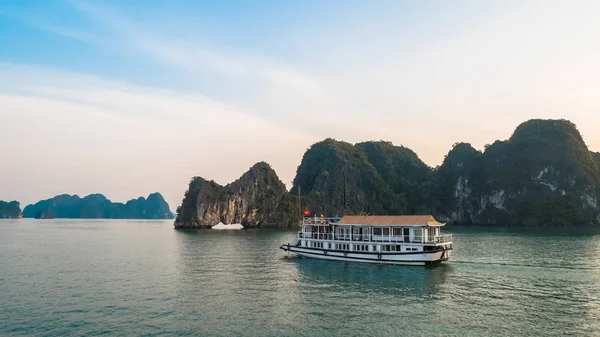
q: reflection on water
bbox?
[287,256,450,297]
[3,221,600,336]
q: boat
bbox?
[280,215,453,266]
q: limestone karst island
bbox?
[0,201,21,219]
[174,119,600,229]
[3,193,175,219]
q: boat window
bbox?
[396,245,401,251]
[338,244,349,251]
[373,228,383,236]
[413,228,423,242]
[392,228,402,236]
[428,227,436,240]
[382,228,390,236]
[354,244,367,252]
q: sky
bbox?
[1,0,600,210]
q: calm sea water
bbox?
[2,220,600,336]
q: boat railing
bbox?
[297,232,452,244]
[424,234,452,243]
[302,216,337,225]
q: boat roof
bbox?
[336,215,445,227]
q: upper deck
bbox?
[300,215,451,245]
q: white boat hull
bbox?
[280,245,451,266]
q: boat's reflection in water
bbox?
[284,255,451,297]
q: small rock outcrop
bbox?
[0,200,21,219]
[174,162,298,229]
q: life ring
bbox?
[377,253,382,260]
[343,251,348,256]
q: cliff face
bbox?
[293,119,600,226]
[0,201,21,219]
[174,162,297,229]
[174,119,600,227]
[434,119,600,226]
[22,193,174,219]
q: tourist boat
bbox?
[280,215,452,266]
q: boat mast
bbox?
[343,173,346,216]
[297,185,302,222]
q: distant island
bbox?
[23,193,174,219]
[175,119,600,228]
[0,201,22,219]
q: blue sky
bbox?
[1,0,600,209]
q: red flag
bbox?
[303,209,310,216]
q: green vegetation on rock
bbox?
[23,193,174,219]
[434,119,600,225]
[175,119,600,227]
[294,119,600,226]
[292,139,433,217]
[175,162,297,228]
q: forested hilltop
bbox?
[294,119,600,226]
[0,201,21,219]
[176,119,600,228]
[23,193,174,219]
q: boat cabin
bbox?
[298,215,452,253]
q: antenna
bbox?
[343,173,347,216]
[297,185,302,221]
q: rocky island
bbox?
[175,119,600,228]
[0,201,22,219]
[23,193,174,219]
[175,162,297,228]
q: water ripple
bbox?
[2,221,600,336]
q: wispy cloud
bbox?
[10,0,329,132]
[0,63,315,208]
[56,0,322,90]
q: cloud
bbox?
[2,0,600,209]
[59,0,322,90]
[0,63,315,209]
[10,0,327,132]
